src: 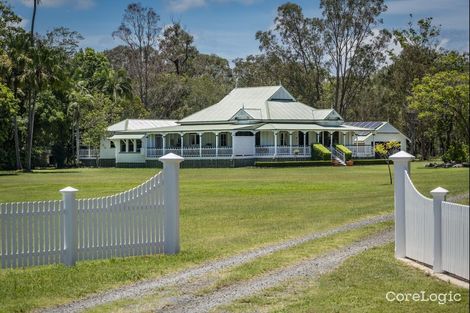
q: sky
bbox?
[6,0,470,63]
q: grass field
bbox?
[223,243,469,313]
[0,163,468,312]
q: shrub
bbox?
[255,160,332,167]
[442,143,469,163]
[311,144,331,160]
[335,144,352,160]
[353,159,388,165]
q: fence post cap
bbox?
[60,186,79,193]
[430,187,449,197]
[159,153,184,163]
[389,151,415,161]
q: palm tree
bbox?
[3,31,32,170]
[24,41,64,171]
[30,0,40,43]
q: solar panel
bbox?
[344,121,383,130]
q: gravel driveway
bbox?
[41,214,392,313]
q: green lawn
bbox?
[0,163,468,312]
[223,243,469,313]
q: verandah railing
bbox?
[147,147,233,158]
[0,153,184,268]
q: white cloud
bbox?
[168,0,206,12]
[385,0,469,30]
[166,0,260,12]
[80,34,115,51]
[18,0,95,10]
[386,0,460,14]
[18,15,29,29]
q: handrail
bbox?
[331,147,346,165]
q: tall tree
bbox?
[30,0,40,41]
[385,17,441,155]
[255,2,326,104]
[113,3,160,107]
[160,22,198,75]
[408,70,469,153]
[24,40,65,171]
[0,2,25,169]
[320,0,390,117]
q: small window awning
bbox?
[108,134,145,140]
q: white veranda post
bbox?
[289,132,293,155]
[273,131,278,157]
[180,133,184,156]
[198,133,202,157]
[215,132,219,158]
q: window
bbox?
[255,132,260,146]
[220,133,227,147]
[190,133,200,146]
[110,141,115,148]
[128,140,134,152]
[155,135,163,149]
[280,132,288,146]
[136,140,142,152]
[120,140,126,152]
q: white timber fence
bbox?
[390,151,469,280]
[0,153,184,268]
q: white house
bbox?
[79,86,408,167]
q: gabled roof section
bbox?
[312,109,343,121]
[269,86,296,101]
[179,86,293,124]
[229,108,258,121]
[266,101,315,120]
[108,119,178,132]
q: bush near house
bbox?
[353,159,389,165]
[334,144,352,160]
[255,160,332,167]
[311,144,331,160]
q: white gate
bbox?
[391,151,469,280]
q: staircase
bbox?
[330,147,346,166]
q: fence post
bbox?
[430,187,448,273]
[159,153,184,254]
[389,151,415,258]
[60,186,79,266]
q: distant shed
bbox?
[344,121,409,151]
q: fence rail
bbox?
[391,152,469,280]
[441,201,469,279]
[0,153,183,268]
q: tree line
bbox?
[0,0,468,170]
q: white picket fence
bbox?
[391,151,469,280]
[0,153,184,268]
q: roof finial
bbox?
[235,77,239,89]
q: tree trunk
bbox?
[25,96,36,172]
[13,116,22,170]
[76,123,80,166]
[30,0,37,41]
[386,160,392,185]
